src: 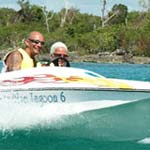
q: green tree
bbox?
[16,0,44,23]
[108,4,128,25]
[0,8,16,26]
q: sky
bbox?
[0,0,143,16]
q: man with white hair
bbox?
[50,41,70,67]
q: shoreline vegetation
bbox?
[0,1,150,65]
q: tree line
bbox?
[0,0,150,57]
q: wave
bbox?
[0,99,130,130]
[138,137,150,144]
[80,98,150,141]
[0,98,150,142]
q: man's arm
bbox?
[5,51,22,72]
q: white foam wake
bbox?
[0,100,131,130]
[138,137,150,144]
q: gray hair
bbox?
[50,42,68,54]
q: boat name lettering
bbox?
[0,91,66,103]
[30,91,66,103]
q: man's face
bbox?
[26,32,45,56]
[53,47,68,67]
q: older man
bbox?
[49,41,70,67]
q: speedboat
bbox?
[0,67,150,109]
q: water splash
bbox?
[0,97,150,142]
[0,98,131,131]
[138,137,150,144]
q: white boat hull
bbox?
[0,67,150,107]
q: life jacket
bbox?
[2,48,34,72]
[18,48,34,69]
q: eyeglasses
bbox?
[54,54,68,58]
[29,39,45,45]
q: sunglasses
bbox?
[29,39,45,45]
[54,54,68,58]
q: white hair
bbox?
[50,42,68,54]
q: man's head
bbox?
[25,31,45,57]
[50,42,68,57]
[50,42,69,67]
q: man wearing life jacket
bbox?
[49,42,70,67]
[2,31,44,72]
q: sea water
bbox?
[0,61,150,150]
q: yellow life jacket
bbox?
[18,48,34,69]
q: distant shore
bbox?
[69,54,150,64]
[39,53,150,64]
